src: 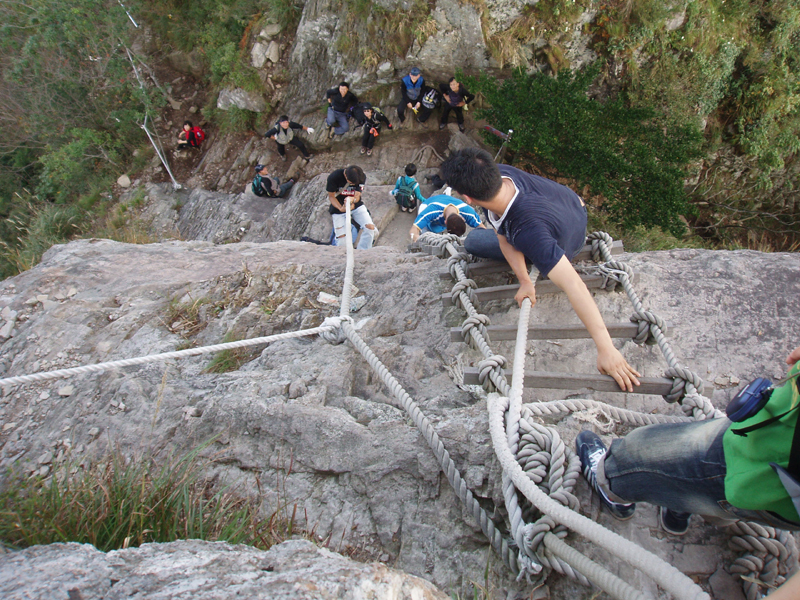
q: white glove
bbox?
[307,127,315,134]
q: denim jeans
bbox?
[464,228,505,261]
[600,418,800,529]
[326,108,349,135]
[332,205,374,249]
[276,178,295,198]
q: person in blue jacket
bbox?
[397,67,426,126]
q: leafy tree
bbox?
[465,66,703,235]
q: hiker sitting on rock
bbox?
[327,165,376,249]
[576,344,800,545]
[177,120,205,150]
[397,67,429,127]
[251,164,295,198]
[325,82,358,138]
[358,104,392,157]
[264,116,313,162]
[409,194,484,242]
[441,148,640,392]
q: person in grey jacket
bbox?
[264,116,313,162]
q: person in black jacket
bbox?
[439,77,474,132]
[358,104,392,156]
[264,116,313,162]
[325,82,358,138]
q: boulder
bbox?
[166,49,205,79]
[117,174,131,188]
[252,42,269,69]
[217,88,268,113]
[0,540,449,599]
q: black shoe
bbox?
[439,123,446,130]
[576,431,636,520]
[458,123,465,132]
[304,155,312,161]
[659,507,690,535]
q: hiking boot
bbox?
[458,123,466,133]
[328,126,335,139]
[659,507,690,535]
[366,148,372,156]
[576,431,636,520]
[360,147,366,155]
[280,154,287,162]
[304,155,312,161]
[439,123,446,130]
[418,119,429,129]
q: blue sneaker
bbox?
[576,431,636,520]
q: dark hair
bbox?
[339,81,350,89]
[278,115,289,123]
[183,120,193,128]
[404,163,417,177]
[445,213,467,236]
[344,165,365,185]
[439,148,501,201]
[448,77,457,84]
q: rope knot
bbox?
[629,310,666,345]
[450,278,477,308]
[320,316,352,345]
[663,366,705,404]
[477,355,507,392]
[461,314,491,348]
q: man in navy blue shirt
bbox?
[440,148,641,392]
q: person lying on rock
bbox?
[264,116,313,162]
[327,165,376,249]
[576,344,800,548]
[251,164,295,198]
[441,148,640,391]
[409,194,484,242]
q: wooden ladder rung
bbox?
[438,240,625,279]
[450,322,669,343]
[441,274,620,306]
[461,368,714,397]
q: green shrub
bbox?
[0,444,287,551]
[465,66,703,235]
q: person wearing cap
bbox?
[358,104,392,156]
[397,67,428,127]
[264,116,313,162]
[325,82,359,138]
[409,194,484,242]
[251,164,295,198]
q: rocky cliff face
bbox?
[0,233,798,597]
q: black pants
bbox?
[440,104,464,125]
[361,128,377,149]
[398,102,432,123]
[276,137,309,158]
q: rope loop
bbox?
[629,310,666,345]
[477,355,507,392]
[320,316,352,345]
[587,231,614,262]
[680,392,721,420]
[662,365,705,404]
[447,252,470,279]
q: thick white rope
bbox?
[0,325,337,387]
[489,392,710,600]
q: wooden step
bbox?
[461,368,714,397]
[450,322,669,343]
[435,239,625,278]
[441,273,621,306]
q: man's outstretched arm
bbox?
[498,234,537,306]
[547,255,641,392]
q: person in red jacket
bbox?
[177,121,205,149]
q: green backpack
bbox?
[395,177,418,210]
